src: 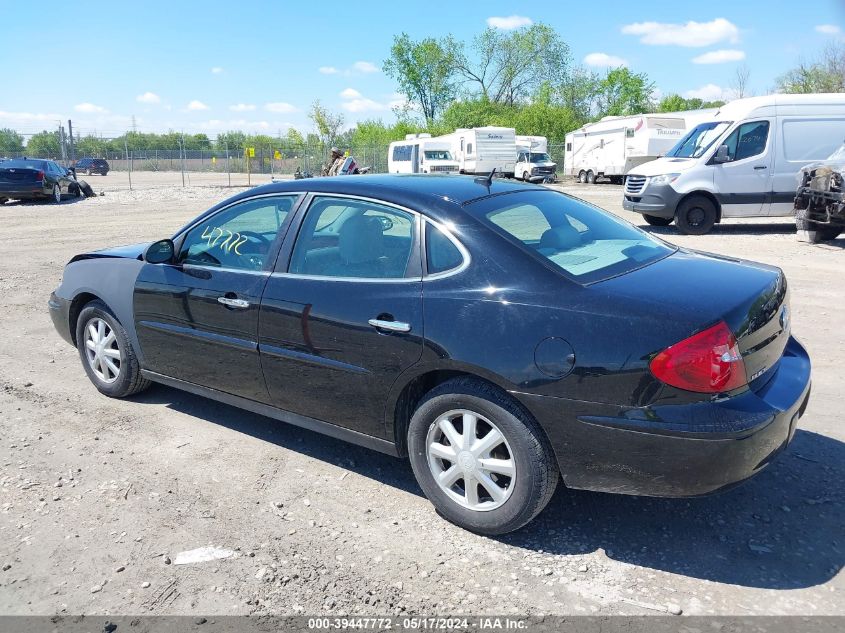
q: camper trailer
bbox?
[437,127,517,175]
[387,134,459,174]
[564,114,688,184]
[515,135,556,182]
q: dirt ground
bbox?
[0,175,842,617]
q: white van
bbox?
[388,134,459,174]
[514,136,556,182]
[623,93,845,234]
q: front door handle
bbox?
[217,296,250,308]
[368,318,411,333]
[754,165,768,170]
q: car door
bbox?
[258,194,424,439]
[712,119,773,217]
[133,193,301,402]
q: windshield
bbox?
[827,144,845,161]
[467,190,675,284]
[667,121,731,158]
[528,153,551,163]
[424,150,452,160]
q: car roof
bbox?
[244,174,539,213]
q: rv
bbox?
[564,114,688,184]
[438,127,517,175]
[514,135,556,182]
[623,93,845,234]
[387,134,459,174]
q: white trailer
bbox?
[435,127,517,175]
[563,114,687,184]
[387,134,459,174]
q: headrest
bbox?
[339,215,384,264]
[539,225,581,252]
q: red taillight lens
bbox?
[650,321,747,393]
[36,170,45,180]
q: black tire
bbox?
[577,171,586,184]
[407,377,559,535]
[675,195,717,235]
[523,171,530,182]
[78,180,95,198]
[796,207,843,243]
[642,214,673,226]
[0,197,6,205]
[71,183,82,198]
[586,170,595,184]
[52,184,62,204]
[76,300,151,398]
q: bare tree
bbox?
[731,64,752,98]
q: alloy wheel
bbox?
[83,317,121,383]
[426,409,516,511]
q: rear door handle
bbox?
[217,296,250,308]
[754,165,768,170]
[368,318,411,333]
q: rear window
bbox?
[1,159,46,169]
[467,190,675,284]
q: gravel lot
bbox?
[0,175,842,617]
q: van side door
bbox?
[711,119,773,217]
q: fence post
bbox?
[124,140,132,191]
[226,142,230,187]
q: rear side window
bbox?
[425,223,464,275]
[468,190,675,284]
[782,119,845,161]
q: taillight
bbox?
[650,321,747,393]
[36,170,45,181]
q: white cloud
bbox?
[186,100,210,111]
[340,88,362,99]
[684,83,725,101]
[487,15,533,30]
[319,66,339,75]
[211,67,224,74]
[816,24,841,35]
[352,61,379,74]
[199,119,294,133]
[622,18,739,47]
[692,49,746,64]
[264,102,297,113]
[229,103,256,112]
[136,92,161,104]
[341,98,387,113]
[583,52,628,67]
[74,102,109,114]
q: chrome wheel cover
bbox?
[83,317,121,384]
[426,409,516,512]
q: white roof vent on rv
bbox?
[404,133,433,140]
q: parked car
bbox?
[794,142,845,243]
[514,149,556,182]
[0,158,81,204]
[74,157,110,176]
[48,175,811,535]
[623,93,845,234]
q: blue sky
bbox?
[1,0,843,138]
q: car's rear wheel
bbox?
[642,214,673,226]
[408,378,558,535]
[675,195,717,235]
[577,171,586,183]
[586,170,595,184]
[76,300,150,398]
[52,184,61,204]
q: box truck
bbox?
[387,134,459,174]
[563,114,689,184]
[622,93,845,234]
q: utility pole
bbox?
[67,119,75,163]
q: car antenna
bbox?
[475,168,497,187]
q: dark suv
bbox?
[74,158,109,176]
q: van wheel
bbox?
[675,196,717,235]
[586,171,595,184]
[523,171,530,182]
[577,171,586,183]
[407,377,558,535]
[643,214,673,226]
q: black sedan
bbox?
[48,175,811,534]
[0,158,81,204]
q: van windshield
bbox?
[667,121,731,158]
[528,153,551,163]
[424,150,452,160]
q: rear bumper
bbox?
[48,292,74,346]
[622,182,681,218]
[518,336,812,497]
[0,184,49,199]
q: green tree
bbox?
[595,67,655,117]
[308,100,345,148]
[0,128,24,154]
[74,135,108,157]
[26,131,61,157]
[558,66,600,124]
[217,131,247,152]
[384,33,458,123]
[777,43,845,93]
[453,23,571,105]
[656,94,725,112]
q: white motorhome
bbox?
[514,135,556,182]
[623,93,845,234]
[387,134,459,174]
[436,127,517,175]
[564,114,688,184]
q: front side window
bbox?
[667,121,732,158]
[289,197,417,279]
[178,195,297,271]
[468,190,675,284]
[720,121,770,161]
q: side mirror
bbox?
[713,145,732,164]
[376,216,394,232]
[144,239,175,264]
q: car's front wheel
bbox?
[408,378,558,535]
[52,184,62,203]
[675,195,717,235]
[76,300,150,398]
